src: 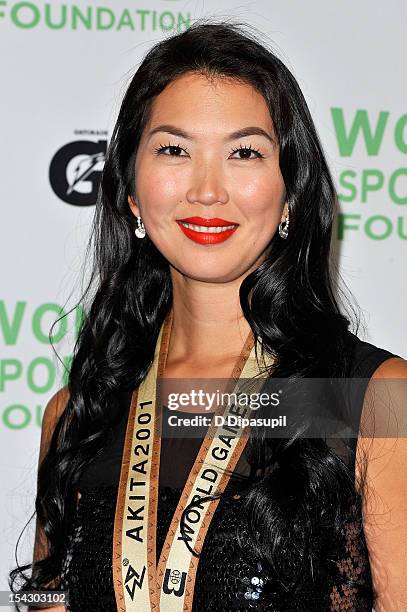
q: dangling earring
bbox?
[135,216,146,239]
[278,214,289,239]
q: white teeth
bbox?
[179,222,237,233]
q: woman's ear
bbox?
[128,195,141,218]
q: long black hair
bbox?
[10,16,372,608]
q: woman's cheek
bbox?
[139,180,179,216]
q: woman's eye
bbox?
[229,145,264,160]
[154,143,188,157]
[153,143,264,159]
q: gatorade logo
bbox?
[49,139,107,206]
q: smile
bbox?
[178,222,237,233]
[176,221,239,245]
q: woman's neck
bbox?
[167,271,252,367]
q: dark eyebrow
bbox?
[146,124,276,145]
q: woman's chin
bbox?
[170,263,244,284]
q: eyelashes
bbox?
[229,144,264,159]
[153,142,265,159]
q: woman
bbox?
[11,18,407,611]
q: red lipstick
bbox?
[176,216,239,245]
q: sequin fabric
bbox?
[60,483,373,611]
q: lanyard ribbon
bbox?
[113,308,274,611]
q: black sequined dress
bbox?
[59,333,400,611]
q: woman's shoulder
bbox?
[39,386,70,463]
[344,330,405,378]
[352,331,407,438]
[337,331,406,456]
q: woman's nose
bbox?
[185,162,229,206]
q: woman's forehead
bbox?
[144,73,275,140]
